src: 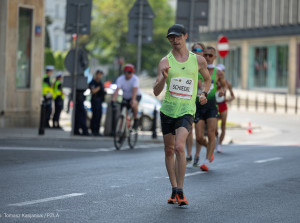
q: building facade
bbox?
[198,0,300,94]
[0,0,45,127]
[45,0,70,51]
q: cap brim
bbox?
[166,32,182,38]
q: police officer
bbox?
[74,89,90,136]
[52,73,64,129]
[89,70,106,136]
[42,65,54,128]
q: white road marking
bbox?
[0,144,164,153]
[8,193,85,207]
[166,171,206,178]
[254,157,282,163]
[185,171,206,177]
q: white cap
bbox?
[217,64,225,71]
[56,72,63,78]
[46,65,55,70]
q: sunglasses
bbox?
[204,53,215,58]
[167,35,182,41]
[192,48,203,53]
[125,71,133,74]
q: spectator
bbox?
[52,73,64,129]
[42,65,54,128]
[89,70,106,136]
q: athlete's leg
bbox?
[195,137,202,157]
[219,110,227,145]
[186,126,193,157]
[131,102,139,119]
[163,133,176,187]
[195,120,207,148]
[206,117,218,160]
[174,127,189,189]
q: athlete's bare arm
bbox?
[153,57,170,96]
[197,55,211,93]
[226,80,235,102]
[197,55,211,104]
[131,87,138,106]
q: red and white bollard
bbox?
[247,122,253,134]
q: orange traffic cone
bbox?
[247,122,252,134]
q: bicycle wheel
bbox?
[114,115,126,150]
[128,127,138,149]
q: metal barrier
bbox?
[234,91,299,114]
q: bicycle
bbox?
[113,100,138,150]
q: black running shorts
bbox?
[194,99,218,123]
[160,112,194,135]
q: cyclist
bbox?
[153,24,211,206]
[111,64,141,130]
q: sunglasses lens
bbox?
[193,48,203,53]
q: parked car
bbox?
[84,86,161,131]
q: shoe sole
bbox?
[168,200,177,204]
[178,201,188,206]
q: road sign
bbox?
[128,0,155,44]
[64,49,89,74]
[217,35,229,58]
[65,0,92,34]
[63,75,88,90]
[176,0,209,42]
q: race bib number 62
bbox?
[169,77,194,99]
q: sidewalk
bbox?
[0,120,268,146]
[0,109,288,145]
[0,127,164,143]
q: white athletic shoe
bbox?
[217,144,223,153]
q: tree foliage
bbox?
[84,0,175,78]
[54,51,67,71]
[44,48,55,68]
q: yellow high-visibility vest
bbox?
[42,74,53,96]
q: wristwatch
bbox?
[201,92,208,98]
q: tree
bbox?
[44,48,55,68]
[84,0,175,78]
[54,51,67,71]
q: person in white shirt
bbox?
[112,64,142,130]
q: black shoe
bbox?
[186,156,193,165]
[82,132,91,136]
[133,119,139,130]
[92,132,102,136]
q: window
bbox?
[250,45,289,89]
[276,46,288,87]
[254,47,268,87]
[17,8,32,89]
[217,48,242,88]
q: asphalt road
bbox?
[0,139,299,223]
